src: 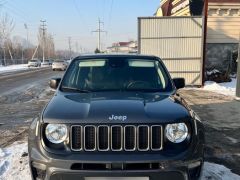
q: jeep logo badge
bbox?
[109,115,127,121]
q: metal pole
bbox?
[98,18,101,51]
[92,18,107,52]
[22,46,24,64]
[24,24,29,60]
[236,33,240,99]
[202,0,209,86]
[3,46,6,66]
[40,20,47,62]
[68,37,72,59]
[32,45,39,60]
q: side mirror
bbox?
[49,78,61,89]
[173,78,185,89]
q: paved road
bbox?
[0,68,63,95]
[0,68,63,146]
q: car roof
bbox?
[74,54,159,60]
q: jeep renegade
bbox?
[28,54,204,180]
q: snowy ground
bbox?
[203,78,237,97]
[0,142,240,180]
[0,64,29,74]
[0,142,30,180]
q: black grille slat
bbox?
[138,126,149,151]
[151,126,162,150]
[71,125,162,152]
[111,126,122,151]
[98,126,109,151]
[84,126,96,151]
[124,126,136,151]
[71,126,82,150]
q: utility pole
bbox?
[236,33,240,100]
[40,20,47,62]
[75,41,79,54]
[92,18,107,52]
[3,46,6,66]
[68,37,72,59]
[24,24,29,60]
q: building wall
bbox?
[206,2,240,71]
[107,41,138,53]
[155,0,203,17]
[207,3,240,44]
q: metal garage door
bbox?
[138,16,204,86]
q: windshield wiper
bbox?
[61,86,91,93]
[124,88,162,92]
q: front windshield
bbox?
[61,57,173,92]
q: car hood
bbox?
[43,91,191,124]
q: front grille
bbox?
[71,125,163,152]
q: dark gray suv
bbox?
[28,54,204,180]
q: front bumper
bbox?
[52,65,66,70]
[29,143,203,180]
[28,118,204,180]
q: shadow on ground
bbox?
[180,89,240,175]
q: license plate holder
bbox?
[85,177,149,180]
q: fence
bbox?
[138,16,204,86]
[0,59,29,66]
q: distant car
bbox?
[48,59,53,65]
[52,60,68,71]
[28,59,41,67]
[41,60,52,67]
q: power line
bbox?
[6,0,30,19]
[108,0,114,29]
[3,1,32,23]
[72,0,90,31]
[2,5,29,23]
[92,18,107,52]
[102,0,106,22]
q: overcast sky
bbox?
[0,0,160,52]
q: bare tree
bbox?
[0,13,15,65]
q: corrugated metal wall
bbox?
[138,17,204,85]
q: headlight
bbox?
[165,123,188,143]
[45,124,68,144]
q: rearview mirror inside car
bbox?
[49,78,61,89]
[173,78,185,89]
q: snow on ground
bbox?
[0,142,30,180]
[203,78,236,97]
[202,162,240,180]
[1,143,240,180]
[0,64,29,74]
